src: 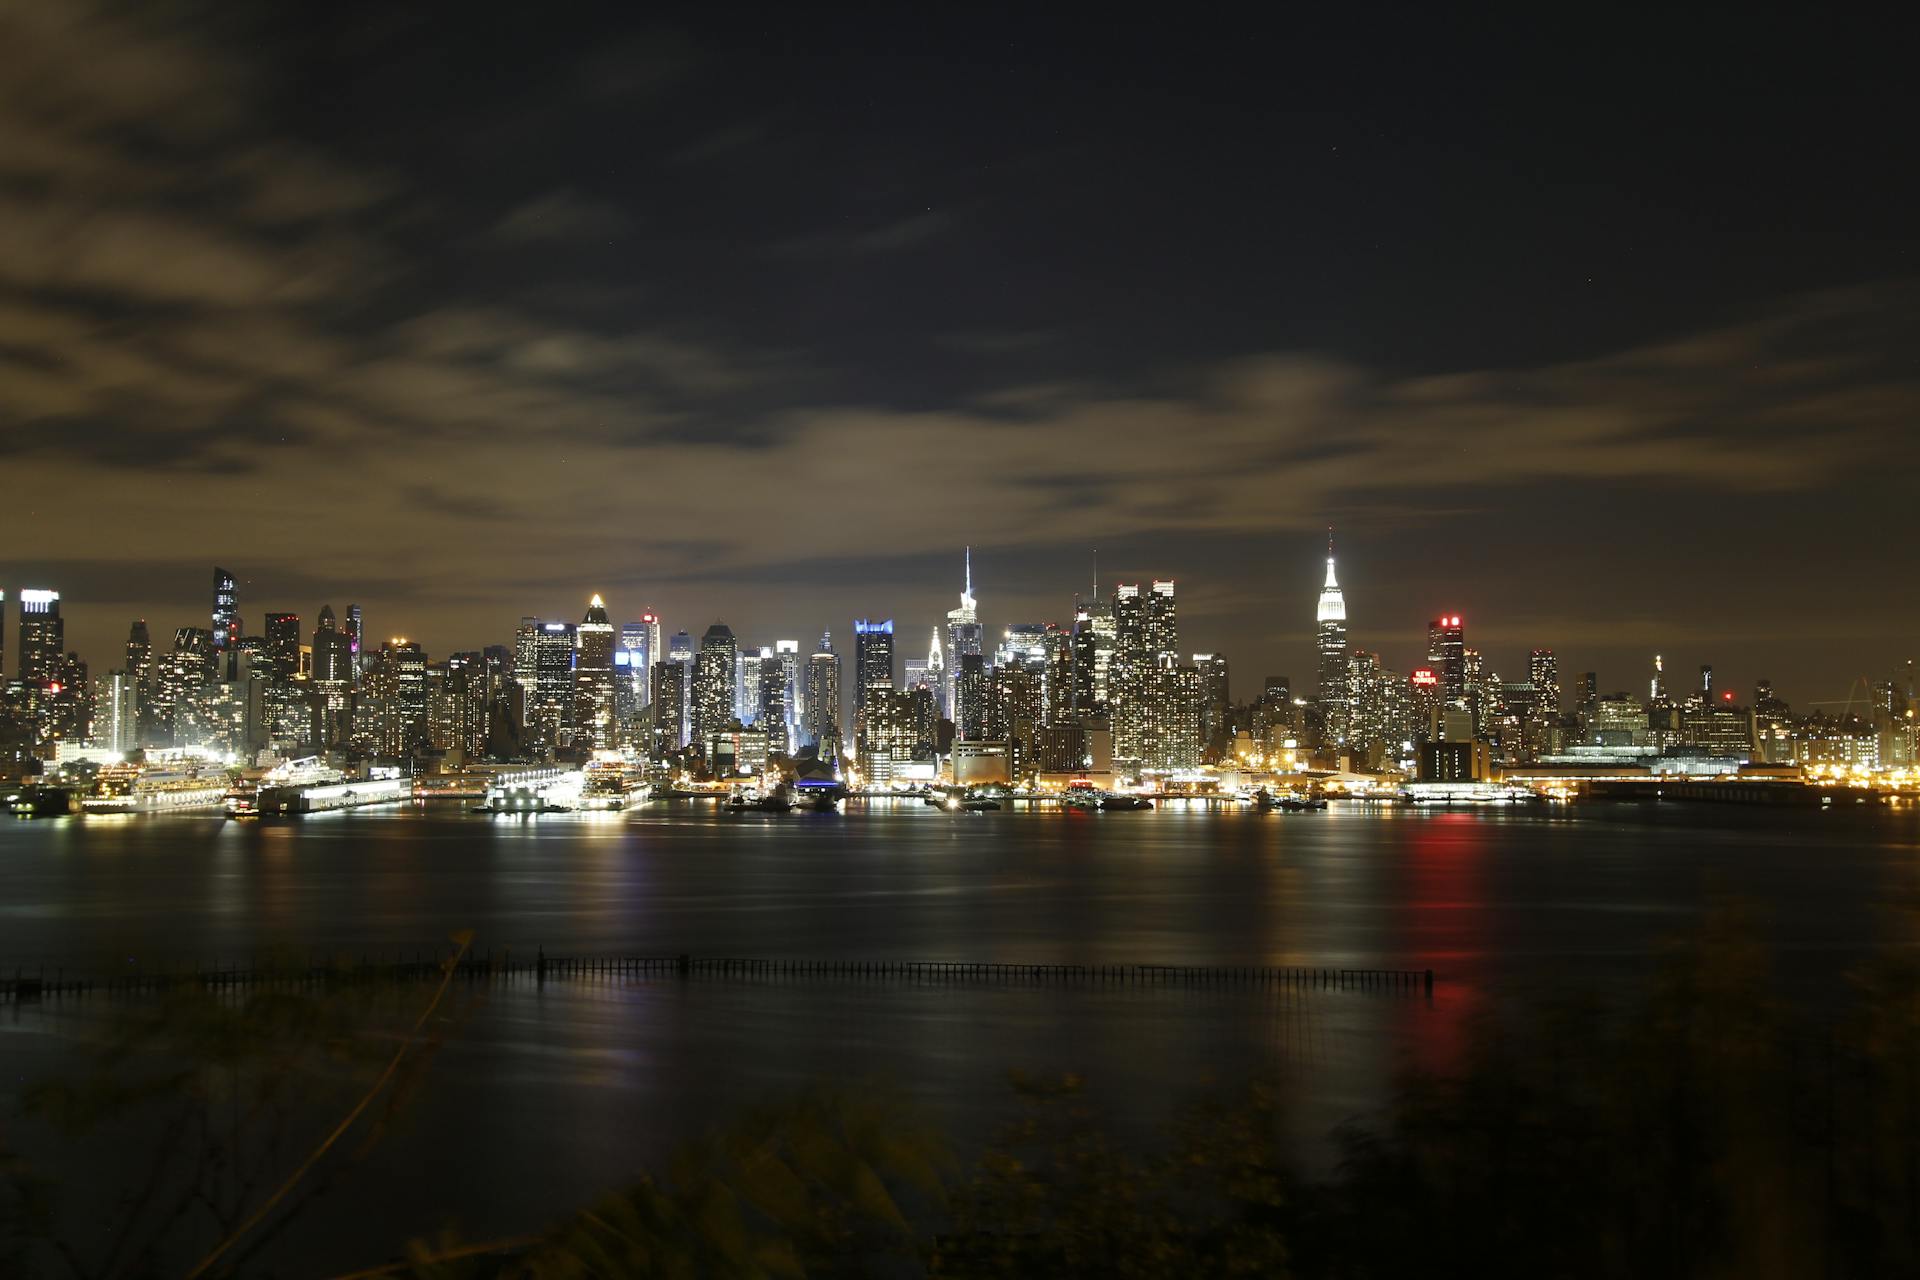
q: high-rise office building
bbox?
[649,660,686,761]
[1043,624,1074,726]
[311,607,352,683]
[853,618,894,739]
[1145,580,1177,660]
[860,689,919,784]
[621,613,661,704]
[125,618,151,704]
[735,649,763,724]
[943,549,982,719]
[528,620,577,750]
[1071,594,1115,716]
[1315,545,1348,744]
[629,614,668,717]
[804,632,840,756]
[18,589,61,687]
[1529,649,1561,717]
[692,623,737,747]
[1426,615,1465,706]
[758,650,789,753]
[924,629,945,720]
[572,595,616,750]
[344,604,364,670]
[669,630,695,748]
[774,640,801,744]
[954,652,988,740]
[265,613,301,680]
[211,567,239,654]
[386,638,428,756]
[1195,653,1230,755]
[994,623,1049,673]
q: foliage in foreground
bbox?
[6,913,1920,1278]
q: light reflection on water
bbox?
[2,800,1916,1269]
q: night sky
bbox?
[1,3,1914,704]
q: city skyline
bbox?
[0,8,1915,707]
[0,542,1905,718]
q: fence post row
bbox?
[0,954,1437,1002]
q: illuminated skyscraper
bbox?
[312,607,349,683]
[954,652,988,739]
[265,612,301,680]
[853,618,894,730]
[1315,542,1348,744]
[16,588,65,750]
[125,618,151,704]
[1195,653,1230,755]
[345,604,364,672]
[944,549,981,719]
[383,638,428,756]
[775,640,801,745]
[669,630,694,748]
[572,595,616,750]
[527,620,576,750]
[1145,580,1177,660]
[758,649,789,753]
[804,632,840,756]
[1529,649,1561,716]
[211,567,239,655]
[621,614,660,706]
[649,661,686,761]
[692,623,737,747]
[735,649,762,724]
[1426,615,1465,706]
[95,668,138,754]
[1043,624,1074,725]
[924,629,945,719]
[1071,594,1114,716]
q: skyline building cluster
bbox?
[0,546,1914,784]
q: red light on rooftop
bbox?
[1722,690,1734,702]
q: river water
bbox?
[2,797,1917,1270]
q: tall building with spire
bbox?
[1316,533,1349,745]
[944,548,982,719]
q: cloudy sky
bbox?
[0,2,1914,703]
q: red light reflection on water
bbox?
[1397,813,1494,1074]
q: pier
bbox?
[0,952,1435,1001]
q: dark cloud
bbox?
[485,189,637,245]
[0,3,1912,702]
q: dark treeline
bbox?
[5,911,1919,1278]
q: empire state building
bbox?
[1316,538,1349,745]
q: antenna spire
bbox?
[1092,547,1099,596]
[964,545,972,597]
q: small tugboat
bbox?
[9,785,82,817]
[1100,794,1154,811]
